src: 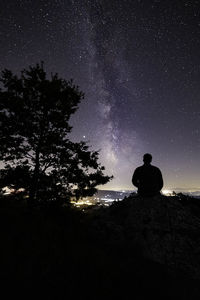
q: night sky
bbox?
[1,0,200,191]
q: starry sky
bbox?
[1,0,200,191]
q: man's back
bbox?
[132,154,163,196]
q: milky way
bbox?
[1,0,200,191]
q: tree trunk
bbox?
[29,125,44,205]
[29,148,40,204]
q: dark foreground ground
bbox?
[0,195,200,299]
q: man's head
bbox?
[143,153,152,164]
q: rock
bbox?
[95,195,200,279]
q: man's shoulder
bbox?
[134,165,143,172]
[151,165,162,172]
[134,165,162,173]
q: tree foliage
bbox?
[0,62,112,204]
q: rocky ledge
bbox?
[91,194,200,279]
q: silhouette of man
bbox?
[132,153,163,197]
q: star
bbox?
[0,0,200,192]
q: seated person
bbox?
[132,153,163,197]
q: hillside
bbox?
[89,194,200,279]
[0,193,200,299]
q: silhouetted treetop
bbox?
[0,62,112,204]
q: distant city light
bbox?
[2,187,14,195]
[70,199,94,207]
[70,191,128,208]
[2,186,25,195]
[162,189,173,196]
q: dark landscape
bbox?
[1,192,200,299]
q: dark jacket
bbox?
[132,164,163,196]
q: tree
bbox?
[0,62,112,204]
